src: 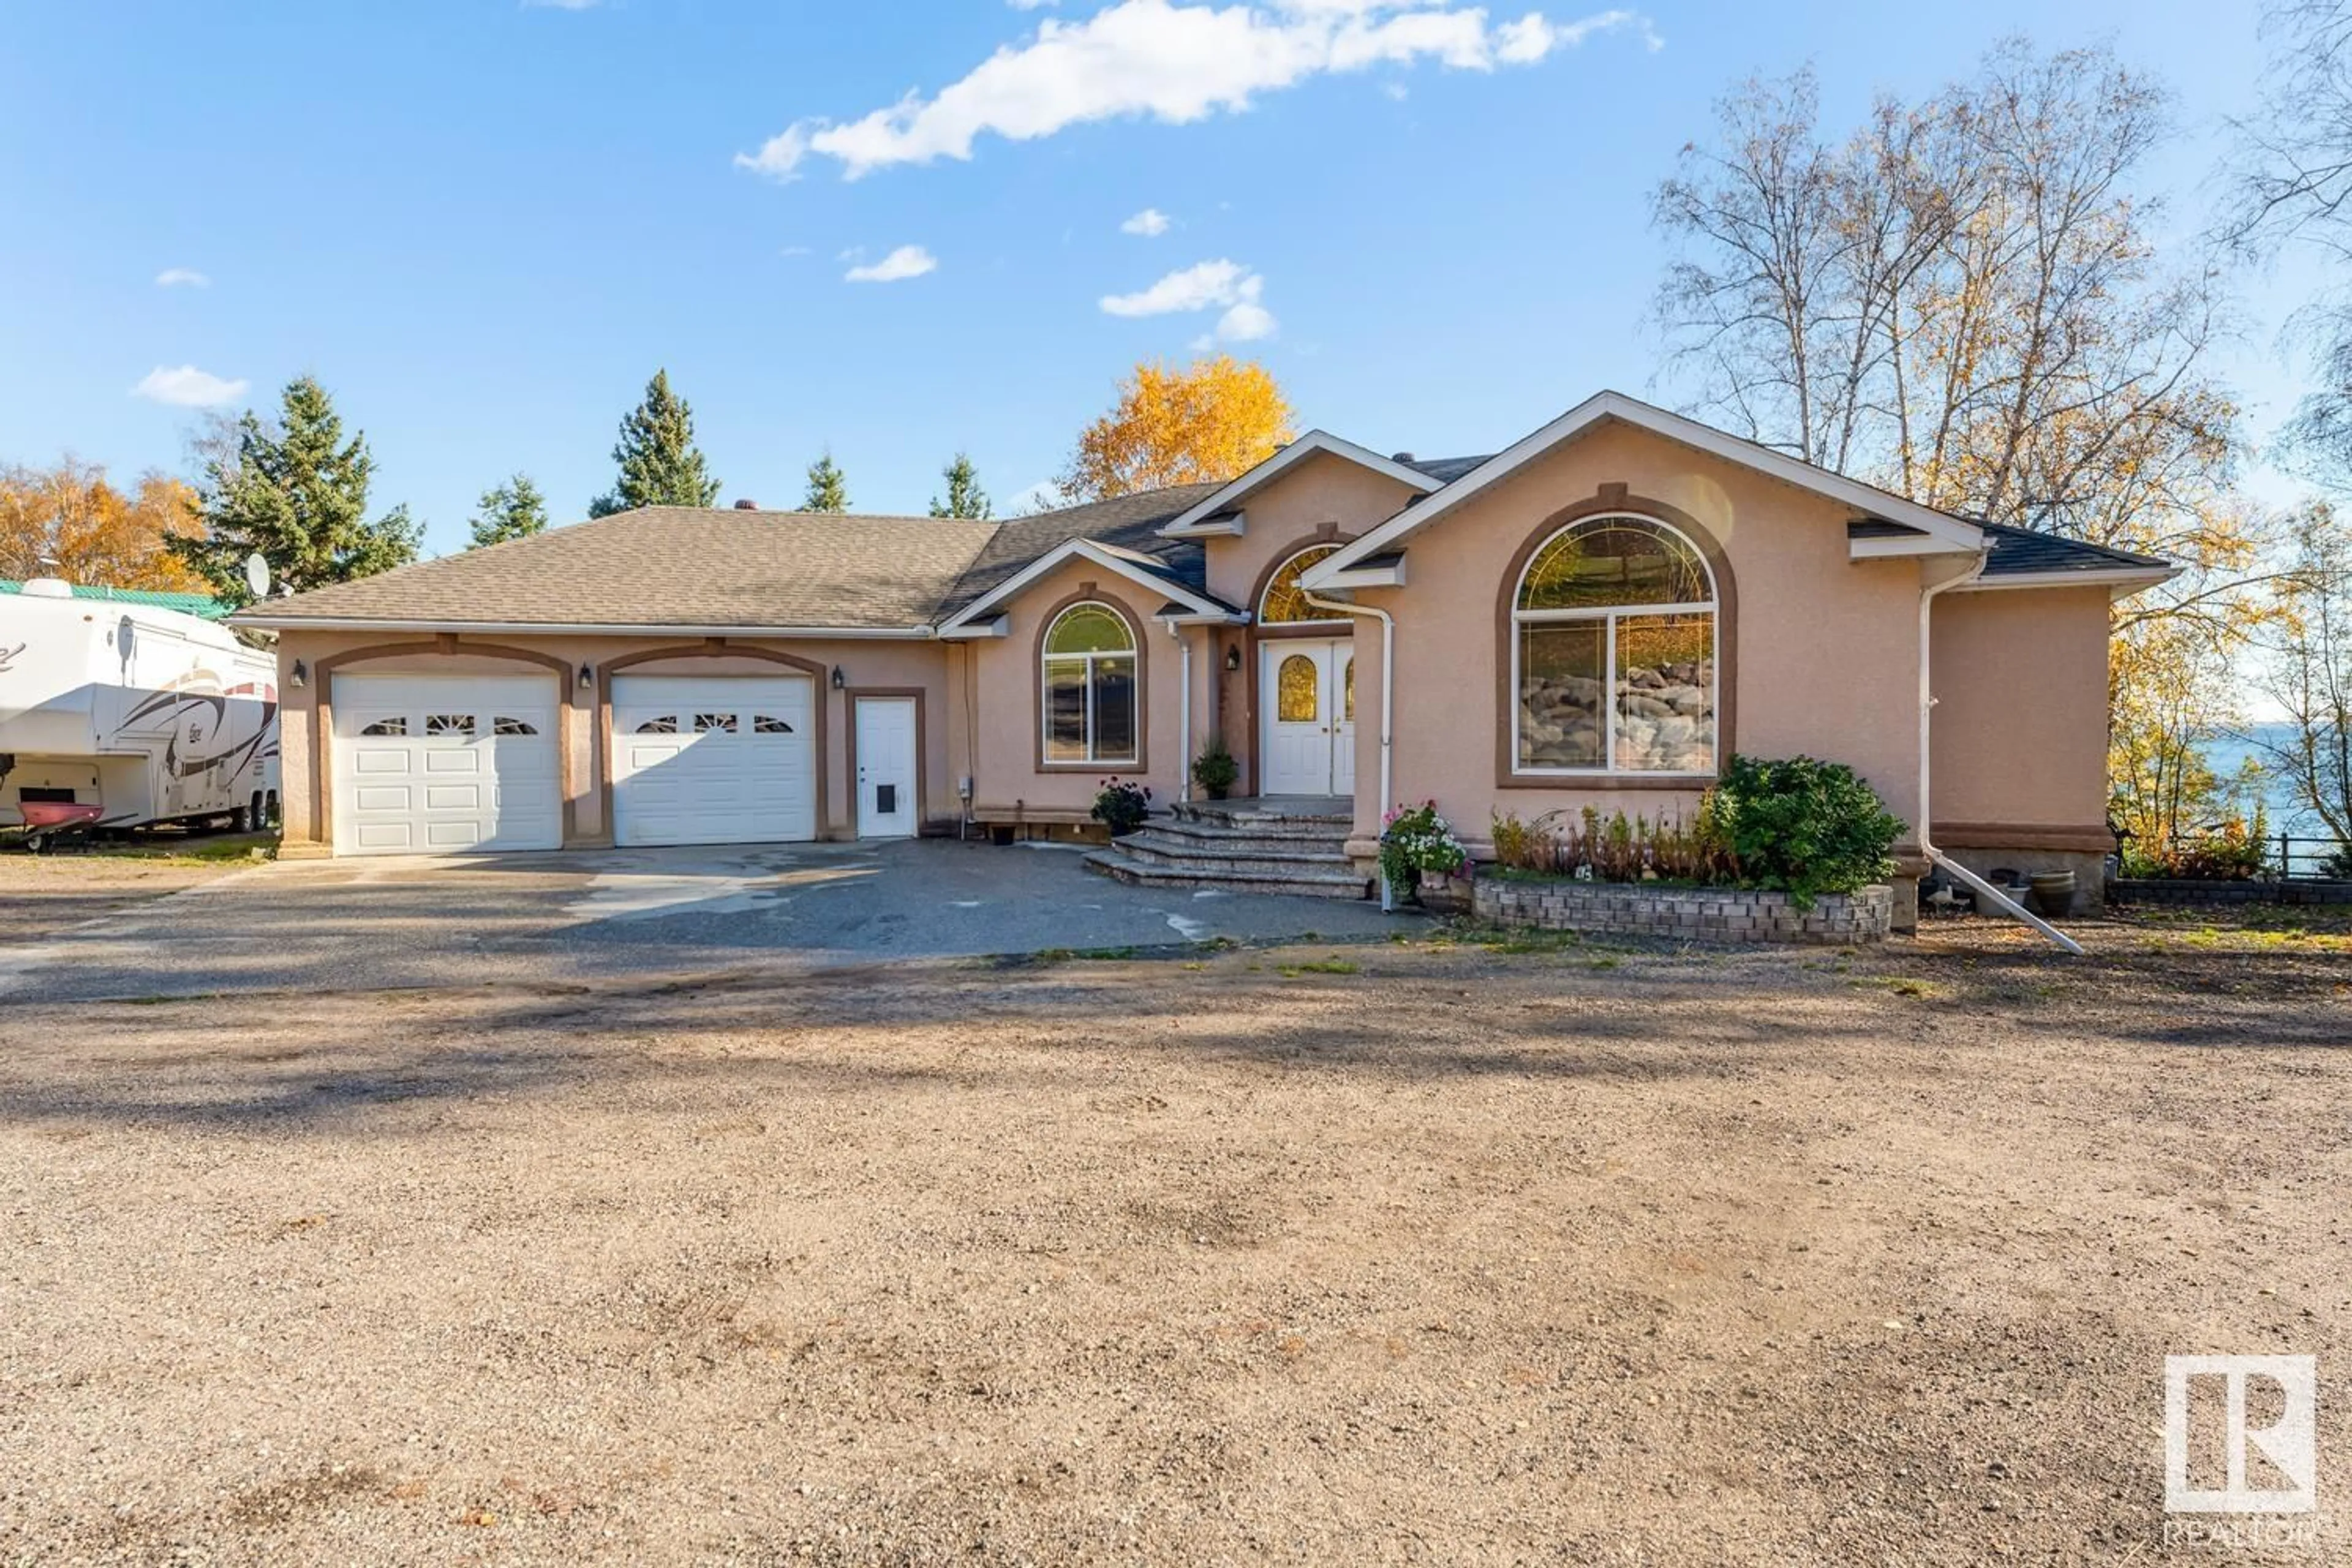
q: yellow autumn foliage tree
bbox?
[0,458,208,592]
[1060,356,1296,502]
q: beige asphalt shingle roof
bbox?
[243,489,1231,631]
[246,507,1006,630]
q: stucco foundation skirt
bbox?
[1472,876,1894,946]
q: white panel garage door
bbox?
[332,674,562,855]
[611,676,815,847]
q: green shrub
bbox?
[2120,813,2272,880]
[1379,801,1466,889]
[1706,755,1902,909]
[1191,739,1239,799]
[1090,777,1152,836]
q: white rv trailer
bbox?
[0,578,280,834]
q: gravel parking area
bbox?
[1,923,2346,1563]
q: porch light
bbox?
[1224,645,1242,672]
[579,662,595,689]
[289,660,307,688]
[831,665,846,690]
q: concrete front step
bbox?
[1112,836,1355,881]
[1084,850,1374,900]
[1168,801,1354,834]
[1125,823,1352,859]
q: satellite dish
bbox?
[243,552,271,599]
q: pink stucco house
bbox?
[239,392,2174,927]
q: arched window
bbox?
[1258,545,1348,626]
[1041,602,1139,764]
[1512,515,1717,774]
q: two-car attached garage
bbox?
[329,671,820,856]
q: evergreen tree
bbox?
[929,453,992,519]
[168,375,422,608]
[803,450,850,513]
[468,474,550,549]
[589,369,720,517]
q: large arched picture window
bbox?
[1041,602,1139,764]
[1258,545,1348,627]
[1512,515,1717,774]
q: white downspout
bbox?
[1918,550,2083,956]
[1304,589,1396,910]
[1167,619,1193,803]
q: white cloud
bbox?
[1101,258,1252,316]
[734,121,812,181]
[132,365,247,408]
[1102,258,1279,344]
[1008,0,1057,8]
[522,0,601,9]
[1214,299,1278,341]
[845,244,939,283]
[736,2,1657,181]
[154,268,210,288]
[1381,80,1409,101]
[1120,206,1172,236]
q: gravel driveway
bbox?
[1,922,2344,1563]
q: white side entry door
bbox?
[854,696,918,839]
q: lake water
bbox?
[2199,722,2332,839]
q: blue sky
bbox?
[0,0,2303,556]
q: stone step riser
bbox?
[1121,829,1353,860]
[1168,806,1353,833]
[1115,848,1359,880]
[1085,853,1373,902]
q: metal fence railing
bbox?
[2276,834,2351,880]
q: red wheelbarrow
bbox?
[17,800,102,854]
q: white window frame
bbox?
[1509,513,1721,778]
[1040,602,1140,767]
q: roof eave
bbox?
[232,616,939,639]
[1155,432,1436,538]
[1316,391,1987,577]
[1953,565,2182,599]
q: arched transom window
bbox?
[1042,602,1139,764]
[1512,515,1717,774]
[1258,545,1348,627]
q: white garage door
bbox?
[611,676,815,847]
[332,674,562,855]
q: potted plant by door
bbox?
[1191,740,1239,801]
[1379,801,1467,905]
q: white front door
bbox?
[854,696,917,839]
[610,675,815,847]
[331,674,562,856]
[1259,639,1352,797]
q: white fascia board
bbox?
[1163,509,1246,538]
[1314,391,1985,577]
[1156,431,1436,538]
[932,538,1229,633]
[935,614,1010,641]
[1952,565,2180,599]
[1850,533,1967,560]
[1313,557,1409,590]
[231,616,936,638]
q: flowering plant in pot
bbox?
[1090,777,1153,836]
[1379,801,1466,901]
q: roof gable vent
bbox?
[732,498,760,510]
[1391,451,1416,463]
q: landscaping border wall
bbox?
[1472,877,1893,944]
[2108,878,2352,907]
